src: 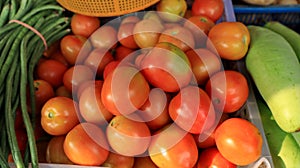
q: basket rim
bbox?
[56,0,161,17]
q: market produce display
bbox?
[1,0,300,168]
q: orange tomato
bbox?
[118,22,139,49]
[156,0,187,23]
[33,79,55,111]
[148,124,198,168]
[79,81,113,125]
[184,15,215,48]
[64,122,109,166]
[133,156,158,168]
[41,96,79,136]
[185,48,222,86]
[101,66,150,116]
[46,135,73,164]
[207,22,250,60]
[102,152,135,168]
[133,19,164,48]
[106,114,151,156]
[62,65,95,93]
[84,48,114,78]
[215,118,263,166]
[158,25,195,52]
[71,14,100,38]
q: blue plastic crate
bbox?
[233,4,300,31]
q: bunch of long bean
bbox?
[0,0,70,167]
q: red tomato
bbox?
[207,22,250,60]
[185,48,222,86]
[36,59,68,88]
[90,25,118,49]
[33,79,55,111]
[64,122,109,166]
[79,81,113,125]
[43,40,60,58]
[137,88,171,131]
[101,66,150,116]
[133,156,158,168]
[46,135,73,164]
[191,0,224,22]
[114,45,136,63]
[103,61,120,80]
[205,70,249,113]
[55,85,72,98]
[121,15,140,25]
[214,118,263,166]
[106,114,151,156]
[169,86,216,134]
[118,22,139,49]
[140,42,192,92]
[63,65,95,93]
[158,25,195,52]
[193,113,229,148]
[148,124,198,168]
[184,15,215,48]
[196,147,237,168]
[41,96,79,136]
[133,19,164,48]
[71,14,100,38]
[76,80,103,100]
[50,50,69,67]
[84,48,114,78]
[101,152,135,168]
[60,34,92,65]
[156,0,187,23]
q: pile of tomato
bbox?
[11,0,265,167]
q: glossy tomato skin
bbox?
[79,81,113,125]
[90,25,118,49]
[185,48,222,86]
[36,59,68,88]
[60,34,92,65]
[196,147,237,168]
[46,135,73,164]
[169,86,216,134]
[64,122,109,166]
[184,15,215,48]
[140,42,192,92]
[63,65,95,93]
[84,48,114,78]
[191,0,224,22]
[106,114,151,156]
[133,19,164,48]
[158,25,195,52]
[41,96,79,136]
[214,118,263,166]
[118,22,139,49]
[205,70,249,113]
[71,14,100,38]
[33,79,55,111]
[101,66,150,116]
[207,22,250,60]
[156,0,187,23]
[137,88,172,131]
[148,124,198,168]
